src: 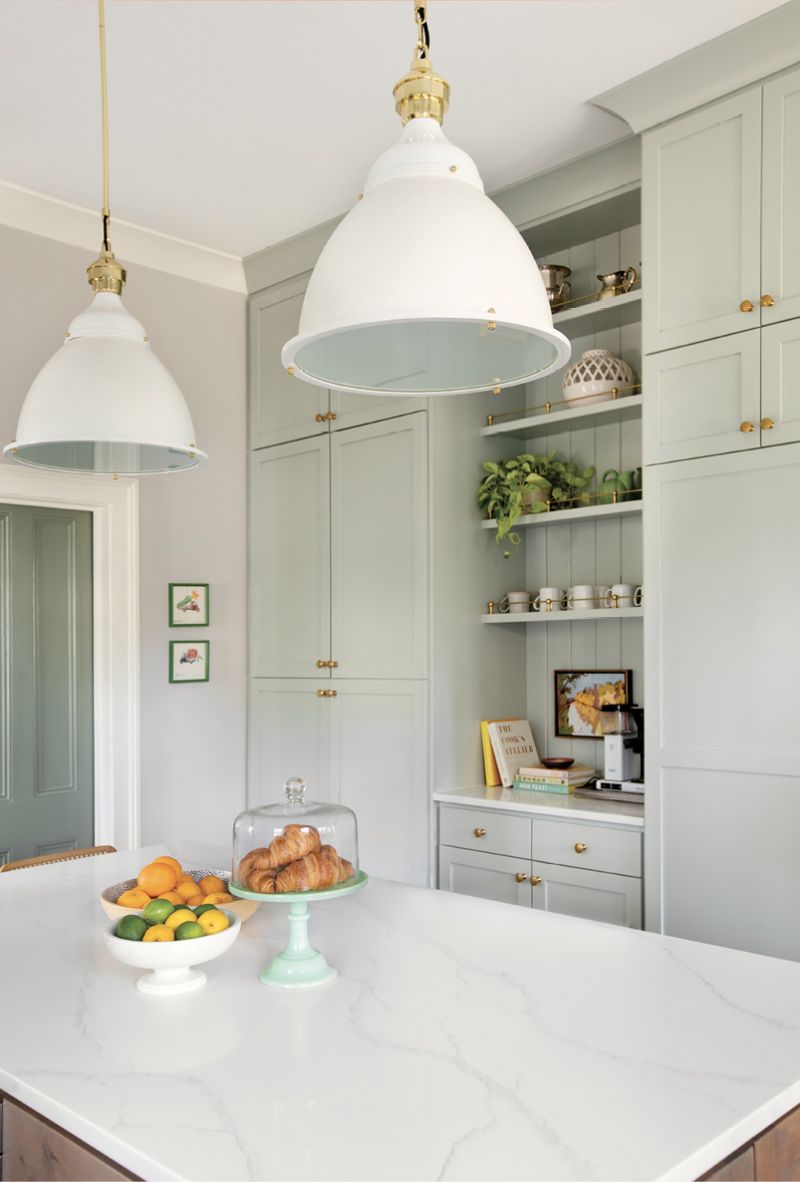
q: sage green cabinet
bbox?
[762,69,800,326]
[529,861,642,927]
[438,846,533,907]
[762,318,800,446]
[643,89,762,354]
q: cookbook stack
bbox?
[513,764,595,794]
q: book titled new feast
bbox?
[486,719,540,787]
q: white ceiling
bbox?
[0,0,788,258]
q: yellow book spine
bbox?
[480,721,502,787]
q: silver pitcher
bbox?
[596,266,638,301]
[538,263,571,311]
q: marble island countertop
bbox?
[2,843,800,1181]
[434,783,645,827]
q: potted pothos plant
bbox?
[477,452,595,555]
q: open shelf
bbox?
[482,394,642,442]
[481,500,642,531]
[552,288,642,337]
[483,607,643,624]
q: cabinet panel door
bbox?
[330,414,428,679]
[762,66,800,326]
[438,846,532,907]
[331,680,428,886]
[530,861,642,928]
[250,280,328,448]
[439,805,532,859]
[642,89,762,353]
[250,439,330,678]
[330,390,427,433]
[248,679,331,807]
[762,319,800,447]
[643,332,761,464]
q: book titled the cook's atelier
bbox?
[486,719,540,787]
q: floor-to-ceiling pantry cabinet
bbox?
[642,63,800,959]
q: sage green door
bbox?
[0,504,94,863]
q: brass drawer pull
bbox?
[515,872,528,883]
[739,421,755,433]
[760,294,775,308]
[529,875,542,886]
[317,689,337,698]
[316,659,339,668]
[574,842,588,854]
[760,417,775,430]
[739,299,754,313]
[473,827,486,838]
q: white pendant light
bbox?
[282,2,570,398]
[4,0,205,475]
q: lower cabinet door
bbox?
[761,318,800,447]
[438,846,532,907]
[248,679,332,807]
[530,861,642,928]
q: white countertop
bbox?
[434,784,644,827]
[2,843,800,1182]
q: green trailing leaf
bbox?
[477,450,597,553]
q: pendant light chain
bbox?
[98,0,111,252]
[414,3,431,62]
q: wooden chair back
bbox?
[0,845,117,873]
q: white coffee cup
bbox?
[533,586,565,613]
[567,584,596,611]
[604,583,643,608]
[499,590,531,614]
[595,584,611,605]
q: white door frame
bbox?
[0,463,140,849]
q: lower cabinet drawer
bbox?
[438,846,532,907]
[533,817,642,877]
[439,806,532,859]
[530,861,642,928]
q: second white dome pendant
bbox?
[282,2,570,398]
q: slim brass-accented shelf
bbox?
[482,607,644,624]
[552,288,642,336]
[482,394,643,441]
[481,500,642,531]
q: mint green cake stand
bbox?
[230,871,368,989]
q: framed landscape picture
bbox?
[169,640,210,684]
[554,669,632,739]
[169,583,209,627]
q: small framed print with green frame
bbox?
[169,640,210,684]
[169,583,209,627]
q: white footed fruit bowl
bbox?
[103,911,241,996]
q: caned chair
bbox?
[0,846,117,873]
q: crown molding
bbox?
[592,0,800,133]
[0,181,246,294]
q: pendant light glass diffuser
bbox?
[282,3,570,397]
[4,0,205,475]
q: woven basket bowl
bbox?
[100,866,259,923]
[561,348,635,405]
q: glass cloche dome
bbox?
[232,778,359,895]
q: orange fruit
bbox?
[184,894,204,907]
[157,890,183,905]
[137,861,179,897]
[175,877,200,901]
[198,874,226,896]
[117,887,150,909]
[142,924,175,943]
[203,891,234,904]
[153,856,182,876]
[164,908,197,931]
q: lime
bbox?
[115,915,147,941]
[193,904,219,916]
[143,899,175,926]
[174,920,204,940]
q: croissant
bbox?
[275,844,354,893]
[264,823,321,868]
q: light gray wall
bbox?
[0,223,247,848]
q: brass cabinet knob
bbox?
[529,875,542,886]
[327,412,337,421]
[760,294,776,308]
[316,659,326,668]
[739,421,755,433]
[315,413,326,423]
[515,872,528,883]
[574,842,588,854]
[739,299,754,313]
[760,417,775,430]
[317,689,337,698]
[316,659,339,668]
[473,827,487,838]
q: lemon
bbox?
[142,924,175,943]
[197,910,229,936]
[165,907,196,931]
[175,921,204,940]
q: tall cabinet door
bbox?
[330,413,428,679]
[762,66,800,326]
[249,278,329,448]
[644,446,800,956]
[250,438,331,678]
[642,88,762,353]
[248,680,332,807]
[762,319,800,447]
[330,680,428,886]
[330,391,427,433]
